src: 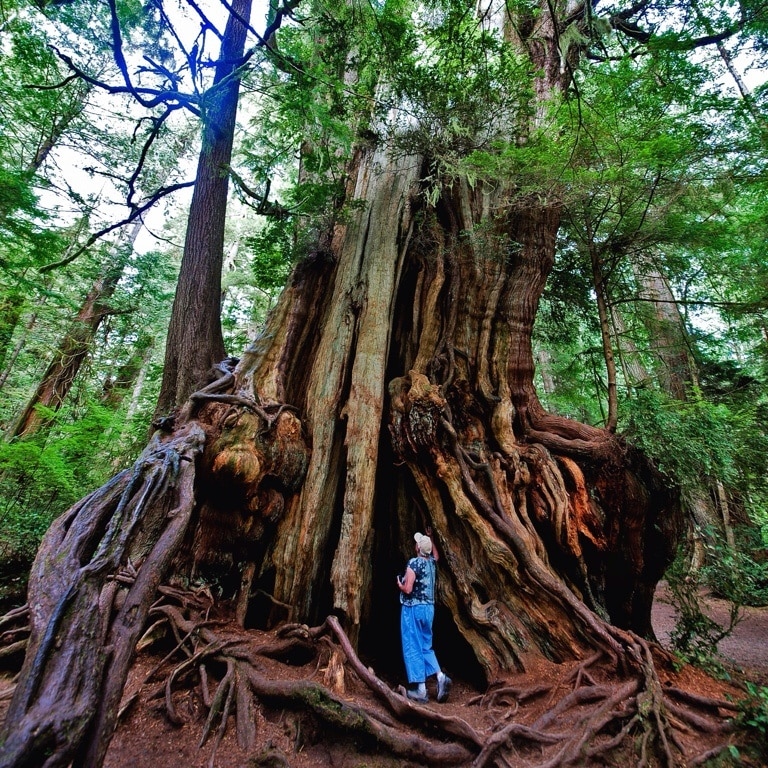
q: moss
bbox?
[299,683,369,731]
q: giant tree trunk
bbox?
[0,2,706,766]
[234,134,682,668]
[0,138,687,768]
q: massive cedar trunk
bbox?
[0,2,708,766]
[234,142,682,674]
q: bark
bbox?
[632,263,736,565]
[0,423,206,768]
[100,332,154,410]
[590,245,618,430]
[609,303,652,390]
[633,264,698,400]
[153,0,252,420]
[233,152,680,678]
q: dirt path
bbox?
[652,581,768,683]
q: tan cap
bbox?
[414,532,432,556]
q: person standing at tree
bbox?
[396,530,451,703]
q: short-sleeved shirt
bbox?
[400,555,436,606]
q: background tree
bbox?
[9,220,142,438]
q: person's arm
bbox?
[397,566,416,594]
[426,526,439,562]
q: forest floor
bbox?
[94,583,768,768]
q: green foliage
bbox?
[620,389,738,492]
[0,433,85,562]
[245,220,294,290]
[665,551,738,675]
[665,524,767,680]
[734,683,768,763]
[702,528,768,607]
[390,1,532,166]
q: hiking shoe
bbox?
[437,674,452,703]
[406,688,428,703]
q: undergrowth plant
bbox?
[665,546,741,675]
[733,682,768,764]
[702,529,768,608]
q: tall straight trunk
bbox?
[633,262,735,564]
[153,0,252,420]
[590,245,618,430]
[609,303,652,389]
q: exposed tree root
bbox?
[0,604,27,666]
[0,422,206,768]
[0,367,745,768]
[0,578,748,768]
[25,585,730,768]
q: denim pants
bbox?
[401,603,440,684]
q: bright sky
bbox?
[34,0,275,258]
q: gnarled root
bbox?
[116,588,740,768]
[0,421,206,768]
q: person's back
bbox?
[396,531,451,703]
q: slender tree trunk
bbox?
[609,303,652,389]
[8,223,141,439]
[535,347,557,395]
[0,81,90,365]
[0,291,25,374]
[0,309,39,393]
[634,264,698,399]
[153,0,252,420]
[100,332,154,410]
[633,262,737,565]
[590,245,618,430]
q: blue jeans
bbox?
[401,603,440,684]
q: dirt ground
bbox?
[93,585,768,768]
[652,581,768,686]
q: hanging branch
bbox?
[39,181,195,272]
